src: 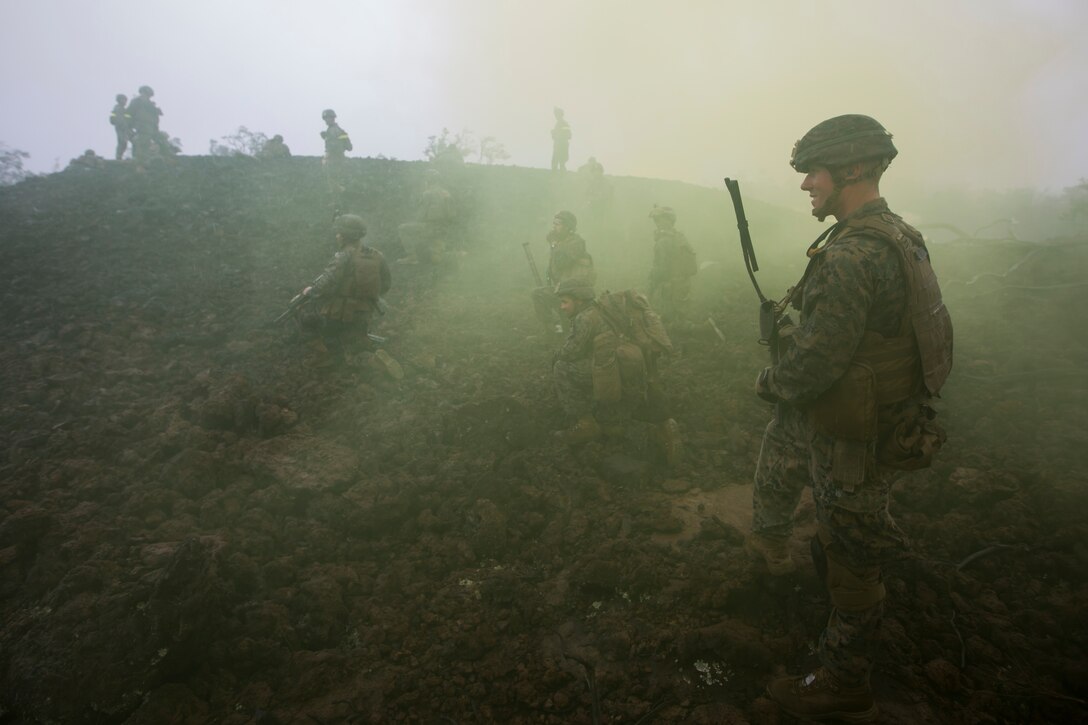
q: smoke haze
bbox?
[2,0,1085,200]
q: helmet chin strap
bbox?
[812,184,842,222]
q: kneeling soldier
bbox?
[300,214,391,363]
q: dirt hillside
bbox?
[1,157,1085,723]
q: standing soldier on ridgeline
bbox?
[532,210,595,335]
[550,107,571,172]
[321,108,352,192]
[747,115,953,722]
[297,214,391,365]
[647,205,698,331]
[127,86,174,164]
[109,93,132,160]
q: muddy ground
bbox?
[0,158,1086,723]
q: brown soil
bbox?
[0,158,1085,723]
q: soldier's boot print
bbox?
[745,532,797,576]
[767,667,878,723]
[556,415,601,445]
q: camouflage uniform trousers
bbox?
[115,126,131,161]
[651,276,693,328]
[302,313,372,360]
[552,358,629,425]
[752,403,906,686]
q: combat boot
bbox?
[556,415,601,444]
[745,532,797,576]
[659,418,683,467]
[767,667,878,723]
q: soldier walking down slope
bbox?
[748,115,953,722]
[531,210,595,335]
[550,107,571,172]
[647,205,698,332]
[109,94,132,161]
[297,214,391,366]
[321,108,352,193]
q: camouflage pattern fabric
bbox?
[310,245,391,327]
[110,101,132,160]
[545,230,593,286]
[127,95,165,163]
[322,121,352,159]
[753,198,920,686]
[649,227,697,325]
[552,305,627,423]
[533,230,594,329]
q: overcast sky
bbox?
[2,0,1085,197]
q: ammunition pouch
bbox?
[810,362,878,442]
[877,403,946,470]
[591,330,646,403]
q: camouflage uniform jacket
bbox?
[546,231,592,285]
[126,96,161,133]
[110,101,131,132]
[311,245,391,320]
[651,228,697,283]
[765,198,912,405]
[555,304,612,364]
[322,122,353,157]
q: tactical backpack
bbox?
[590,290,673,403]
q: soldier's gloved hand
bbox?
[755,367,780,404]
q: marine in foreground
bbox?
[749,115,953,722]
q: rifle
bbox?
[522,241,544,286]
[274,290,388,345]
[274,291,312,324]
[724,178,784,362]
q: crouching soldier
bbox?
[551,278,682,465]
[299,214,391,364]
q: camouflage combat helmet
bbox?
[555,277,595,301]
[334,214,367,240]
[116,93,127,103]
[649,205,677,225]
[553,210,577,231]
[138,85,154,97]
[790,114,897,173]
[322,108,337,120]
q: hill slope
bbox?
[0,158,1085,723]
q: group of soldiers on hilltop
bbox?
[88,93,954,721]
[109,86,177,164]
